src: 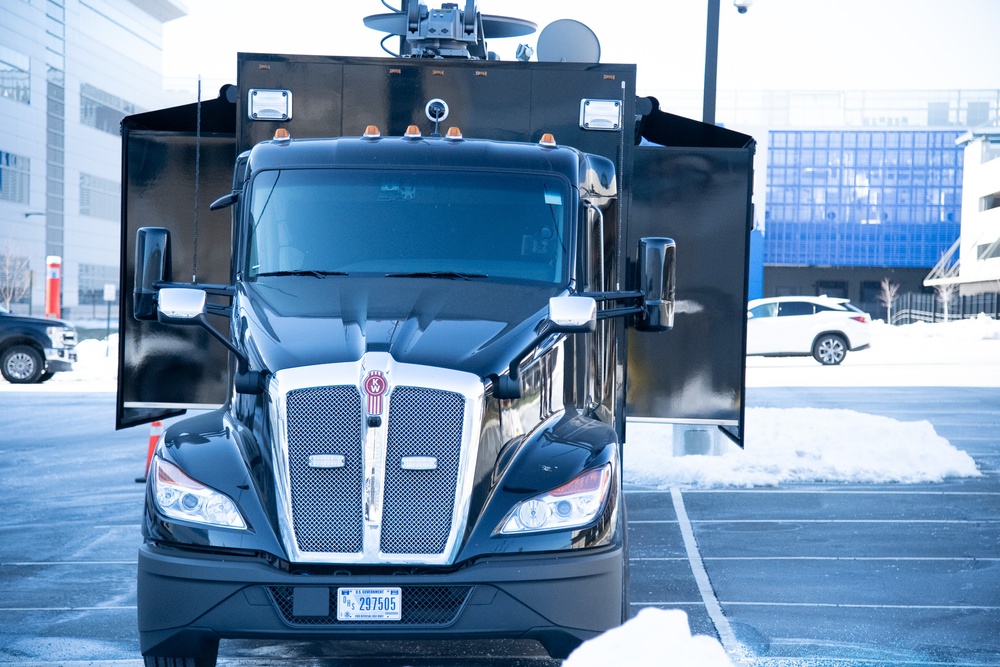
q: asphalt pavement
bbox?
[1,388,998,666]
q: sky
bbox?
[161,0,1000,105]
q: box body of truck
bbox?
[118,47,753,665]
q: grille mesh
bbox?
[286,386,364,554]
[381,387,465,554]
[268,585,473,626]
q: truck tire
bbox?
[1,344,44,384]
[143,656,216,667]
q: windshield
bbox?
[246,168,571,284]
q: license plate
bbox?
[337,587,401,621]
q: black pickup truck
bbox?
[0,306,77,383]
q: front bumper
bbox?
[138,542,623,659]
[44,347,76,372]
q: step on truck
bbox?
[116,2,754,664]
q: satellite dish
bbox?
[536,19,601,63]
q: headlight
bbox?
[150,456,247,529]
[46,326,69,348]
[496,463,612,535]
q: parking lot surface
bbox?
[1,387,997,666]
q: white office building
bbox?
[0,0,185,319]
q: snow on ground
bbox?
[6,317,999,667]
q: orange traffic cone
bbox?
[135,421,164,483]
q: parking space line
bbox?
[0,606,137,611]
[670,487,745,665]
[691,519,1000,524]
[703,556,1000,561]
[0,560,135,566]
[721,602,1000,610]
[678,489,1000,496]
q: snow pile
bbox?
[625,408,981,489]
[565,608,732,667]
[878,312,1000,341]
[66,334,119,382]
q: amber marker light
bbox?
[273,128,290,141]
[539,133,557,147]
[445,126,463,140]
[362,125,381,138]
[404,125,422,138]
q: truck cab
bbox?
[117,4,753,664]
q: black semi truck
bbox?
[117,3,753,664]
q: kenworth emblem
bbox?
[363,370,388,415]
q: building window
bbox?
[80,173,119,220]
[0,151,30,204]
[80,83,137,135]
[78,263,118,315]
[0,45,30,105]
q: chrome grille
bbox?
[285,386,364,554]
[381,387,466,554]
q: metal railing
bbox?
[860,293,1000,325]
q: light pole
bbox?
[704,0,752,126]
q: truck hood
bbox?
[238,276,563,378]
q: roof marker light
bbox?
[363,125,381,138]
[539,133,557,147]
[445,126,463,140]
[273,128,291,142]
[404,125,422,139]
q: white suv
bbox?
[746,296,872,365]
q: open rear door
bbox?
[116,94,237,429]
[626,104,754,446]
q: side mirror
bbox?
[494,296,598,399]
[157,288,207,323]
[134,227,172,321]
[156,287,265,395]
[548,295,596,333]
[635,237,676,332]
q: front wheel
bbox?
[812,334,847,365]
[1,345,44,383]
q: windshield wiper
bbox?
[254,270,348,278]
[384,271,488,280]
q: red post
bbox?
[45,255,61,319]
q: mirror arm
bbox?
[492,321,556,400]
[597,305,643,320]
[192,314,265,394]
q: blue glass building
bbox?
[647,89,1000,309]
[766,129,963,267]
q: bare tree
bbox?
[0,242,31,311]
[934,283,958,323]
[877,277,899,324]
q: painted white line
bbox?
[692,519,1000,524]
[628,557,689,562]
[670,487,746,666]
[703,556,1000,562]
[627,488,1000,495]
[723,602,1000,610]
[0,606,137,611]
[746,651,1000,667]
[1,561,135,566]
